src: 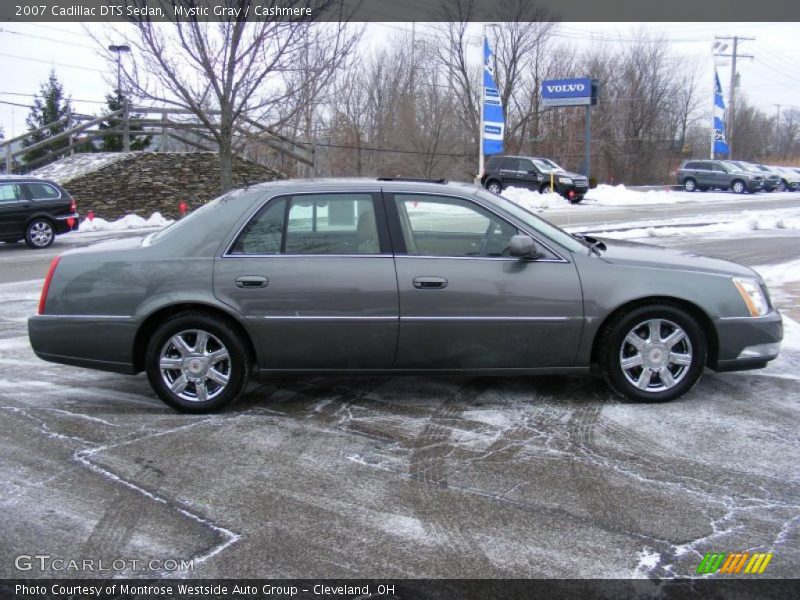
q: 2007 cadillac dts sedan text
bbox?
[28,179,782,412]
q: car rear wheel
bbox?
[540,183,554,194]
[486,180,502,194]
[683,178,697,192]
[25,219,55,249]
[600,305,706,402]
[731,180,746,194]
[145,313,250,413]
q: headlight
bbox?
[732,277,769,317]
[558,177,573,184]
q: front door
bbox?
[214,191,399,370]
[0,183,28,238]
[386,192,584,370]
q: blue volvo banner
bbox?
[713,69,730,156]
[482,38,504,156]
[541,77,593,107]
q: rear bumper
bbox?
[53,212,80,234]
[28,314,138,374]
[712,310,782,372]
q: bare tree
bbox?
[97,1,360,192]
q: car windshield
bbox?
[475,189,584,253]
[723,161,744,172]
[533,158,564,173]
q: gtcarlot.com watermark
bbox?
[14,554,194,573]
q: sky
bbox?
[0,21,798,140]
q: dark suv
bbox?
[677,160,762,194]
[0,176,79,248]
[482,155,589,204]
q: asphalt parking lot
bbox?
[1,214,799,580]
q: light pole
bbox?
[108,44,130,105]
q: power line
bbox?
[0,52,105,73]
[0,27,98,50]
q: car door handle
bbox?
[235,276,269,288]
[413,276,448,290]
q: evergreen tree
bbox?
[98,93,151,152]
[22,70,73,166]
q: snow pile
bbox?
[754,258,800,287]
[586,184,679,206]
[594,210,800,240]
[30,153,131,183]
[79,212,174,232]
[501,186,571,209]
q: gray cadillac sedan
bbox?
[29,178,782,412]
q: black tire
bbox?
[569,195,583,204]
[145,312,250,413]
[731,179,746,194]
[25,218,55,249]
[485,180,502,194]
[599,304,706,403]
[540,183,554,194]
[683,178,697,192]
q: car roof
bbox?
[0,174,59,184]
[243,177,481,195]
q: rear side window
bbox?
[229,197,287,255]
[499,157,519,170]
[0,184,21,202]
[229,193,380,256]
[23,183,61,200]
[486,156,503,170]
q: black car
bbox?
[0,176,79,248]
[482,155,589,204]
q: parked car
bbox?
[481,155,589,204]
[771,166,800,192]
[677,160,762,193]
[29,178,782,413]
[745,163,782,192]
[0,175,79,248]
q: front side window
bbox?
[394,194,518,257]
[230,193,380,256]
[0,184,21,202]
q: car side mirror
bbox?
[509,234,540,259]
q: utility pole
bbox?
[714,35,754,157]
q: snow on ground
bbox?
[501,184,799,210]
[78,212,174,232]
[584,209,800,240]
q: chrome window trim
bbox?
[222,188,571,263]
[390,190,570,263]
[35,314,131,320]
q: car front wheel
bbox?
[145,313,250,413]
[25,219,55,249]
[600,305,706,402]
[731,180,746,194]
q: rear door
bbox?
[498,157,524,188]
[0,183,28,238]
[214,190,399,370]
[386,191,584,370]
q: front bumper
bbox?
[713,310,782,372]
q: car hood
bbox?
[594,237,758,279]
[553,170,585,180]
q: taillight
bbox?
[70,198,77,213]
[38,256,61,315]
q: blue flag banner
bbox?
[483,38,504,156]
[714,70,729,156]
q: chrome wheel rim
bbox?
[684,180,695,191]
[29,221,53,247]
[619,319,693,393]
[733,181,744,193]
[159,329,231,403]
[488,183,501,193]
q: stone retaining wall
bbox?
[46,152,282,220]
